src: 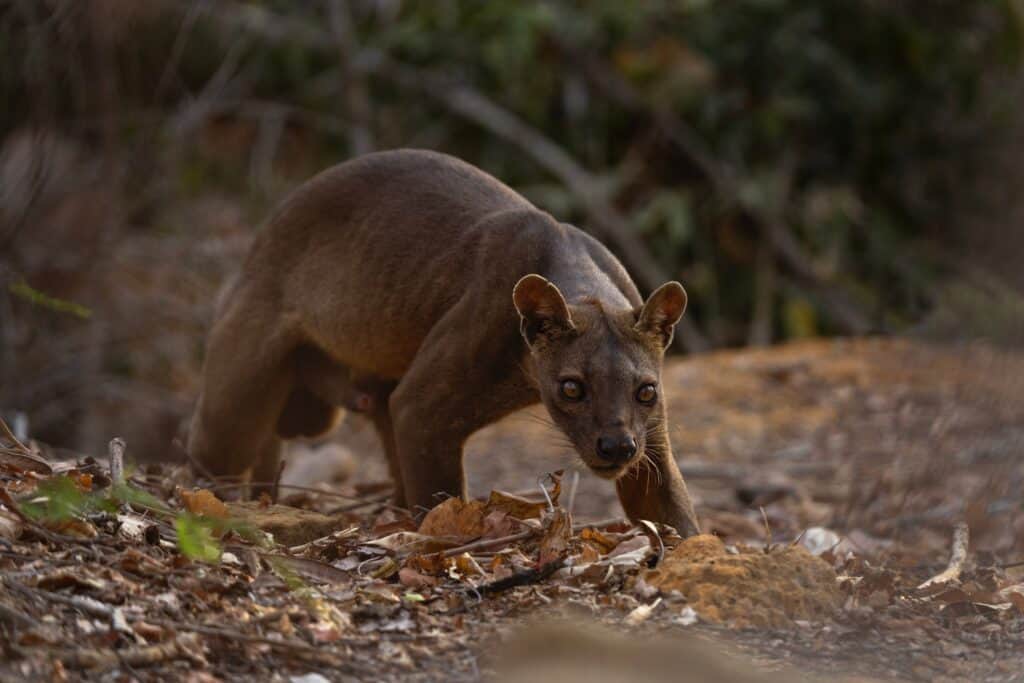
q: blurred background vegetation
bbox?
[2,0,1024,458]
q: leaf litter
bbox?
[1,338,1024,680]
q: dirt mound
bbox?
[644,535,841,628]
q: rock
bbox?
[642,534,841,628]
[800,526,840,555]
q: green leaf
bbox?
[21,476,94,522]
[111,483,173,515]
[175,514,222,563]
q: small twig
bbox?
[440,529,535,559]
[271,458,286,504]
[207,481,366,501]
[566,471,580,517]
[0,416,32,454]
[537,475,555,513]
[327,491,396,514]
[469,559,565,597]
[60,632,203,670]
[918,522,970,589]
[0,601,34,628]
[759,506,773,552]
[5,578,115,619]
[108,437,126,487]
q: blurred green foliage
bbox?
[3,0,1022,346]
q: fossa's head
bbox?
[513,274,686,480]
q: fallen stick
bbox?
[440,529,535,559]
[207,481,367,501]
[918,522,969,589]
[60,632,202,670]
[469,559,565,597]
[0,416,33,454]
[0,417,51,474]
[327,491,397,514]
[0,601,34,628]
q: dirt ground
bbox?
[2,337,1023,681]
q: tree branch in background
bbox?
[749,238,777,346]
[369,58,710,352]
[558,41,873,335]
[327,0,375,156]
[197,2,710,352]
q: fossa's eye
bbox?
[636,383,657,404]
[560,379,584,401]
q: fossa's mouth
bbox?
[587,459,635,480]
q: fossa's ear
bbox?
[512,274,575,347]
[635,281,687,348]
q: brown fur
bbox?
[188,149,700,535]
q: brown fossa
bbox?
[188,149,700,536]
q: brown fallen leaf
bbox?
[0,511,22,541]
[418,498,487,539]
[453,553,485,577]
[580,527,620,554]
[538,508,572,567]
[481,510,516,539]
[43,517,97,539]
[179,489,229,519]
[405,552,447,576]
[485,490,547,520]
[399,566,439,589]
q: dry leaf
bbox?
[0,511,23,541]
[44,517,97,539]
[453,553,484,577]
[179,489,229,519]
[580,527,619,554]
[418,498,487,539]
[538,508,572,567]
[399,567,438,589]
[485,490,546,520]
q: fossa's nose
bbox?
[596,434,637,464]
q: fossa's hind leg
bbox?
[283,347,405,503]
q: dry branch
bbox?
[196,3,710,352]
[559,43,874,334]
[371,59,710,352]
[439,529,536,559]
[60,632,204,671]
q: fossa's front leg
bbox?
[388,319,536,515]
[616,404,700,537]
